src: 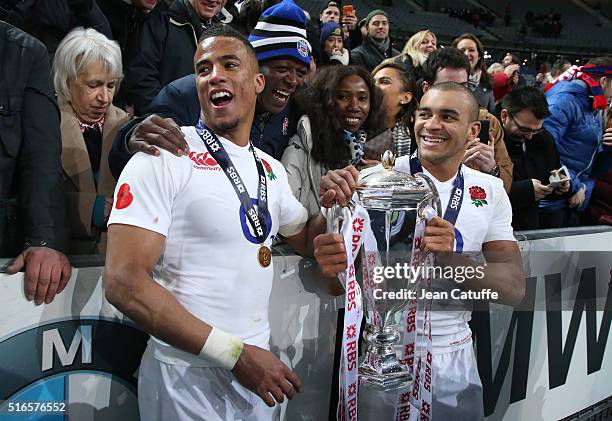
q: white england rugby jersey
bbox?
[370,157,516,354]
[108,127,307,366]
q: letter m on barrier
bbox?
[42,325,92,371]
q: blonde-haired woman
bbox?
[394,29,437,80]
[53,27,129,254]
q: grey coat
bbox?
[473,83,496,115]
[281,116,327,219]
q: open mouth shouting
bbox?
[271,88,292,105]
[210,89,234,108]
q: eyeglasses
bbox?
[509,113,544,135]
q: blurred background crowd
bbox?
[1,0,611,274]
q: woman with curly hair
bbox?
[452,33,495,113]
[394,29,437,80]
[369,61,418,158]
[281,65,384,218]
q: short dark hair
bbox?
[501,86,550,120]
[427,81,480,121]
[421,48,471,85]
[320,1,340,14]
[197,24,257,68]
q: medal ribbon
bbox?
[409,153,464,252]
[195,120,269,245]
[336,205,368,421]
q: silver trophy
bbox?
[330,151,441,391]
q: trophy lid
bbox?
[356,150,431,210]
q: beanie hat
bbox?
[248,0,311,67]
[320,22,343,46]
[363,9,388,27]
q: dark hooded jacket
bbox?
[121,0,219,114]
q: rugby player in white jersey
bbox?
[314,82,525,420]
[104,24,336,420]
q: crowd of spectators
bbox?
[524,9,563,38]
[1,0,611,304]
[442,7,495,28]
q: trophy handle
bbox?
[326,203,343,234]
[414,172,442,218]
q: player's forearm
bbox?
[104,264,212,355]
[439,252,525,306]
[285,214,327,257]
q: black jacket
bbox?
[350,36,399,72]
[5,0,112,59]
[109,74,299,178]
[96,0,166,52]
[505,129,570,230]
[0,21,67,256]
[121,0,218,115]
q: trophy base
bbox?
[359,367,412,391]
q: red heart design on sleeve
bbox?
[115,183,134,209]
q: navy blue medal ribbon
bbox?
[409,152,464,252]
[195,120,269,245]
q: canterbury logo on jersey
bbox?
[189,151,220,170]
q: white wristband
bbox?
[199,327,244,370]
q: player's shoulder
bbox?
[462,166,507,202]
[253,147,288,180]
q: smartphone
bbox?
[479,120,490,144]
[343,4,354,16]
[549,165,569,186]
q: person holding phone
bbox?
[500,87,572,230]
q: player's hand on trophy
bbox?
[422,217,455,254]
[128,114,189,157]
[313,233,347,277]
[232,344,302,406]
[319,165,359,207]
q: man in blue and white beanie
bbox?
[248,0,311,68]
[108,1,313,172]
[246,0,312,158]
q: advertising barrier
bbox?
[0,227,610,420]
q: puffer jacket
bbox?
[122,0,218,115]
[544,79,604,211]
[281,115,326,219]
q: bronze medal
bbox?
[258,245,272,268]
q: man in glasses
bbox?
[500,86,571,230]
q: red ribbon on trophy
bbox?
[395,206,436,421]
[337,206,368,421]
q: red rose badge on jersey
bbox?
[261,159,277,181]
[469,186,488,207]
[115,183,134,209]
